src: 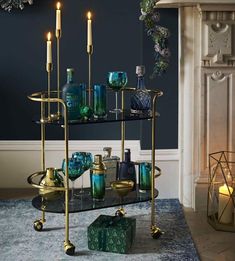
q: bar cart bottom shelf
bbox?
[32,186,159,213]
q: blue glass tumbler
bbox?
[139,162,152,192]
[78,83,86,109]
[93,84,107,119]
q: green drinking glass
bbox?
[107,71,128,113]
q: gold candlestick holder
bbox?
[46,62,53,122]
[87,45,93,106]
[55,28,62,119]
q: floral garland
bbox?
[140,0,170,77]
[0,0,33,12]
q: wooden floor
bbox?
[184,208,235,261]
[1,189,235,261]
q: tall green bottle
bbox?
[62,68,81,121]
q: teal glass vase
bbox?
[93,84,107,119]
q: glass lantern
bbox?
[207,151,235,232]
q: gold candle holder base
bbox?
[55,29,62,39]
[87,45,93,55]
[46,63,53,73]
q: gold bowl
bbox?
[111,180,134,197]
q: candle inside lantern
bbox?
[56,2,61,31]
[87,11,92,46]
[47,32,52,64]
[218,184,233,224]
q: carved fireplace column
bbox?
[198,6,235,209]
[157,1,235,208]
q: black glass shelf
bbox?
[32,186,158,214]
[33,110,160,126]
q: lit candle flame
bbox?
[57,2,61,10]
[87,11,92,20]
[47,32,51,41]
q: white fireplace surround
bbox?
[156,0,235,208]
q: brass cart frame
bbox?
[27,87,163,255]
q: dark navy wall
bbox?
[142,8,178,149]
[0,0,178,149]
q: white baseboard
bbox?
[0,140,179,199]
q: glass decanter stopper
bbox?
[130,65,151,114]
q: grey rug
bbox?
[0,199,199,261]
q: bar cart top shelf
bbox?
[32,186,158,214]
[33,110,160,125]
[28,87,163,126]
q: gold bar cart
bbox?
[27,87,163,255]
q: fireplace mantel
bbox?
[156,0,235,8]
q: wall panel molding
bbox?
[203,71,234,168]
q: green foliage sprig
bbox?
[0,0,33,12]
[140,0,170,77]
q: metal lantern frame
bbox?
[208,151,235,232]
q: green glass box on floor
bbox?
[88,215,136,254]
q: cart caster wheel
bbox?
[115,207,126,217]
[151,226,163,239]
[33,220,43,231]
[64,241,75,256]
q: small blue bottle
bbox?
[118,149,136,190]
[62,68,81,121]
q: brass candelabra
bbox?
[46,62,53,121]
[55,28,62,118]
[87,44,93,106]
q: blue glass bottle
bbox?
[130,65,151,114]
[62,68,81,121]
[118,149,136,190]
